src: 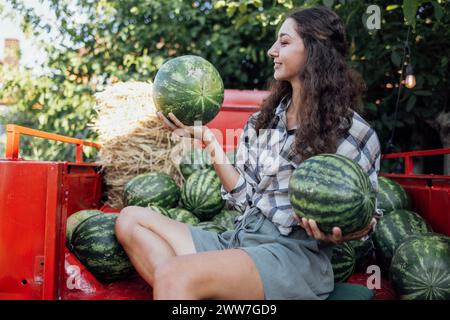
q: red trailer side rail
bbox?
[381,148,450,236]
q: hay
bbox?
[90,81,186,209]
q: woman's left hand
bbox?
[294,215,377,245]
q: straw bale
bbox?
[91,81,188,209]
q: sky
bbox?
[0,0,51,73]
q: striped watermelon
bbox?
[196,221,227,233]
[153,55,224,126]
[373,209,432,271]
[211,209,240,231]
[181,169,225,221]
[70,213,135,282]
[168,208,200,225]
[390,232,450,300]
[348,236,375,272]
[179,148,213,179]
[123,172,180,208]
[147,204,172,218]
[377,177,410,214]
[66,209,102,247]
[288,154,376,235]
[331,242,356,283]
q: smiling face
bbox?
[267,18,307,85]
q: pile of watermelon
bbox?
[288,155,450,300]
[370,177,450,300]
[66,146,239,283]
[64,54,241,283]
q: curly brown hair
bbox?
[255,6,366,161]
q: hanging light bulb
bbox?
[405,64,416,89]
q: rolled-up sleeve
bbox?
[220,115,257,213]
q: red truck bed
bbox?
[1,89,449,300]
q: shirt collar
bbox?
[274,95,292,116]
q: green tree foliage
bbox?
[0,0,449,162]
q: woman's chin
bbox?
[273,73,284,81]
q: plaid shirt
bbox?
[221,96,381,236]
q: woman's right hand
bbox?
[157,112,241,193]
[157,112,216,148]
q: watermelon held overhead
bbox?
[70,213,135,282]
[123,172,180,208]
[288,154,376,235]
[377,176,410,214]
[153,55,224,126]
[390,232,450,300]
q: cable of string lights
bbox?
[385,24,413,154]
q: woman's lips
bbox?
[274,62,282,69]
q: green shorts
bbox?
[188,207,334,300]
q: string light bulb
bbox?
[405,64,416,89]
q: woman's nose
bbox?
[267,43,278,58]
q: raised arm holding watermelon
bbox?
[116,6,381,300]
[157,111,241,194]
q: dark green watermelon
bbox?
[211,209,240,231]
[288,154,376,235]
[181,169,225,221]
[153,55,224,126]
[390,232,450,300]
[70,213,135,282]
[147,204,172,218]
[179,148,213,179]
[373,209,432,271]
[167,208,200,225]
[123,172,180,208]
[331,242,356,283]
[377,176,410,214]
[66,209,103,247]
[348,236,375,272]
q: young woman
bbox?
[115,6,380,300]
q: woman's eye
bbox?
[280,42,288,46]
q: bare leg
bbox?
[115,206,197,286]
[119,224,175,285]
[153,249,265,300]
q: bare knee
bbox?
[153,258,198,300]
[115,206,162,244]
[115,206,143,244]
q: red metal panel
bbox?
[60,248,152,300]
[381,147,450,236]
[0,161,65,299]
[65,164,103,216]
[207,89,269,151]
